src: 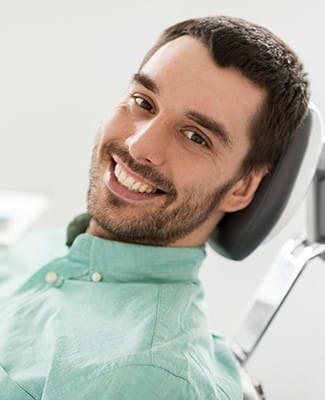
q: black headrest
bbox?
[209,111,312,260]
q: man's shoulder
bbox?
[0,229,68,299]
[3,228,67,265]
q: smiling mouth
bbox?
[106,155,166,200]
[114,163,159,194]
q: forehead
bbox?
[140,36,265,148]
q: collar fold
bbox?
[66,234,206,283]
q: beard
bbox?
[87,139,236,246]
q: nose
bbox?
[125,117,169,166]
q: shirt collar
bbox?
[66,233,206,283]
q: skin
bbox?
[86,36,267,247]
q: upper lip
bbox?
[111,154,165,193]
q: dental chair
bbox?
[209,104,325,399]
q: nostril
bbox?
[125,128,166,167]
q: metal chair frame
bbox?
[227,108,325,399]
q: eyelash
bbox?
[132,94,155,114]
[131,94,210,148]
[182,130,208,147]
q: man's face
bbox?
[87,36,265,246]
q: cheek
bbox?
[171,160,217,193]
[100,105,134,142]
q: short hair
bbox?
[140,16,310,174]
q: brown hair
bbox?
[140,16,310,174]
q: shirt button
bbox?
[91,272,102,282]
[45,271,58,284]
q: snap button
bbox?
[91,272,102,282]
[45,271,58,284]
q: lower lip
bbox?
[103,165,164,203]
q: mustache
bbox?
[101,141,177,195]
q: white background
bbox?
[1,1,325,399]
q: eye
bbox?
[183,129,208,147]
[132,94,155,114]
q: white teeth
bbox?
[120,170,127,181]
[131,182,141,191]
[115,164,122,175]
[114,163,156,193]
[124,177,135,187]
[138,185,147,193]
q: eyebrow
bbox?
[131,72,233,149]
[185,110,233,149]
[132,72,159,94]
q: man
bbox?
[0,16,309,399]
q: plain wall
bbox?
[1,1,324,399]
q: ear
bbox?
[219,166,269,213]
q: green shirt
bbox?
[0,230,242,399]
